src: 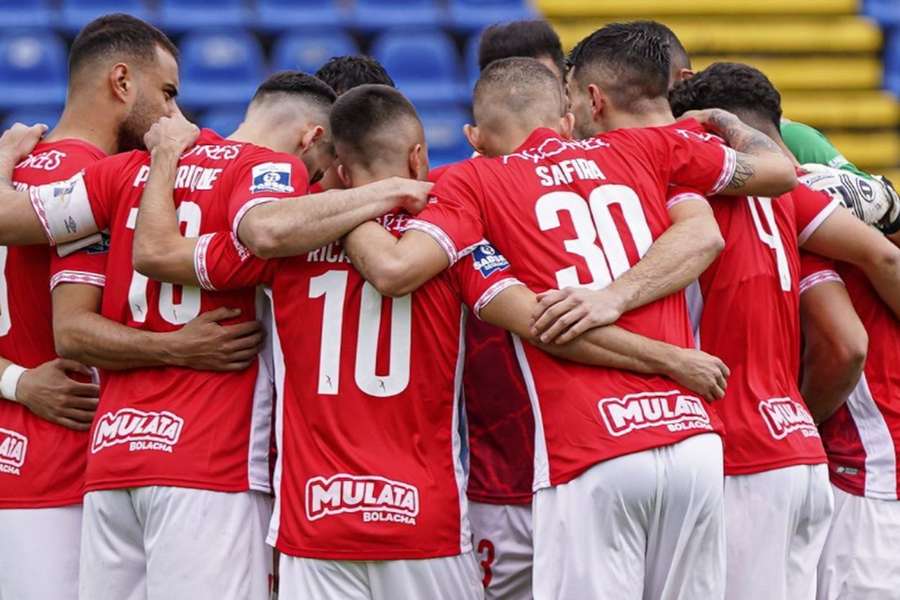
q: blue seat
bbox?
[158,0,251,32]
[256,0,345,32]
[177,31,265,112]
[350,0,441,33]
[420,104,471,167]
[0,32,67,111]
[199,108,244,136]
[0,0,54,28]
[59,0,153,33]
[864,0,900,26]
[371,31,467,104]
[464,33,480,91]
[1,108,60,132]
[885,30,900,96]
[447,0,537,33]
[272,31,359,74]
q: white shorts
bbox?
[80,487,272,600]
[468,501,533,600]
[278,552,483,600]
[724,464,834,600]
[533,433,726,600]
[817,484,900,599]
[0,504,81,600]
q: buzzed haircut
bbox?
[478,20,565,75]
[329,84,419,168]
[669,62,782,131]
[567,21,671,107]
[315,55,395,96]
[251,70,337,110]
[639,20,691,71]
[69,13,178,76]
[474,57,565,128]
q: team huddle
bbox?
[0,12,898,600]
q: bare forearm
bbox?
[55,312,180,370]
[801,348,862,424]
[861,257,900,319]
[539,325,675,374]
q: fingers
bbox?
[66,381,101,397]
[198,307,242,323]
[64,396,99,411]
[54,417,92,432]
[532,290,569,323]
[539,306,587,344]
[224,332,264,352]
[531,295,577,338]
[219,320,263,338]
[55,358,94,377]
[554,317,594,345]
[221,347,261,363]
[58,407,96,424]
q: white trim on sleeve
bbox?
[193,233,216,291]
[474,278,524,319]
[231,197,278,238]
[797,198,841,246]
[666,192,707,211]
[50,270,106,291]
[404,219,459,265]
[710,146,738,195]
[798,269,843,295]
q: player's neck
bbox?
[605,98,675,131]
[352,168,407,188]
[45,102,118,155]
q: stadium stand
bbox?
[0,31,67,110]
[158,0,251,32]
[59,0,153,33]
[419,103,471,166]
[177,30,265,112]
[272,30,359,74]
[370,30,468,104]
[255,0,345,32]
[350,0,442,33]
[0,0,55,28]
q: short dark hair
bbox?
[474,57,564,125]
[314,55,395,96]
[638,20,690,72]
[251,70,337,109]
[478,20,565,75]
[329,84,419,166]
[69,13,178,76]
[568,21,670,106]
[668,62,782,130]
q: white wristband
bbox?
[1,364,27,402]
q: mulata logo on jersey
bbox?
[598,390,712,437]
[305,474,419,526]
[470,243,510,278]
[0,428,27,475]
[91,408,184,454]
[758,398,819,440]
[249,162,293,194]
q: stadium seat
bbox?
[1,108,60,132]
[419,104,471,166]
[371,31,467,105]
[157,0,251,33]
[177,31,265,112]
[256,0,345,32]
[0,32,67,111]
[863,0,900,26]
[271,31,359,74]
[464,33,480,91]
[59,0,153,33]
[199,108,244,135]
[0,0,55,28]
[350,0,441,33]
[886,30,900,96]
[447,0,536,33]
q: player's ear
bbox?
[587,83,604,121]
[408,143,427,180]
[463,124,484,155]
[109,63,131,104]
[678,68,695,82]
[559,112,576,140]
[336,161,352,189]
[300,125,325,154]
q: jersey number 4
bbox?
[748,196,791,292]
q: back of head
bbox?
[478,20,565,77]
[250,70,337,121]
[473,56,565,134]
[668,62,782,132]
[567,21,671,109]
[329,84,422,172]
[69,13,178,84]
[635,20,691,86]
[314,55,395,96]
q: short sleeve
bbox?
[194,231,276,291]
[49,233,109,291]
[406,161,487,265]
[799,251,843,296]
[792,183,840,245]
[662,122,737,196]
[451,241,523,318]
[228,150,309,238]
[665,185,710,212]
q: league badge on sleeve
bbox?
[471,243,510,278]
[250,162,294,194]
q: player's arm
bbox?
[798,267,867,423]
[684,108,797,196]
[52,283,262,372]
[479,284,729,401]
[802,206,900,319]
[530,196,723,343]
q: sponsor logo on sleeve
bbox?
[91,408,184,454]
[0,428,27,475]
[598,391,712,436]
[471,244,509,278]
[758,398,819,440]
[250,162,293,194]
[305,474,419,526]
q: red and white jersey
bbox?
[0,138,106,508]
[800,253,900,499]
[28,129,307,494]
[408,123,735,489]
[677,180,838,476]
[193,212,521,560]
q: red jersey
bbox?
[800,253,900,499]
[194,213,521,560]
[0,139,106,508]
[29,129,307,494]
[677,182,837,476]
[408,124,736,489]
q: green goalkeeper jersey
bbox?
[780,119,873,180]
